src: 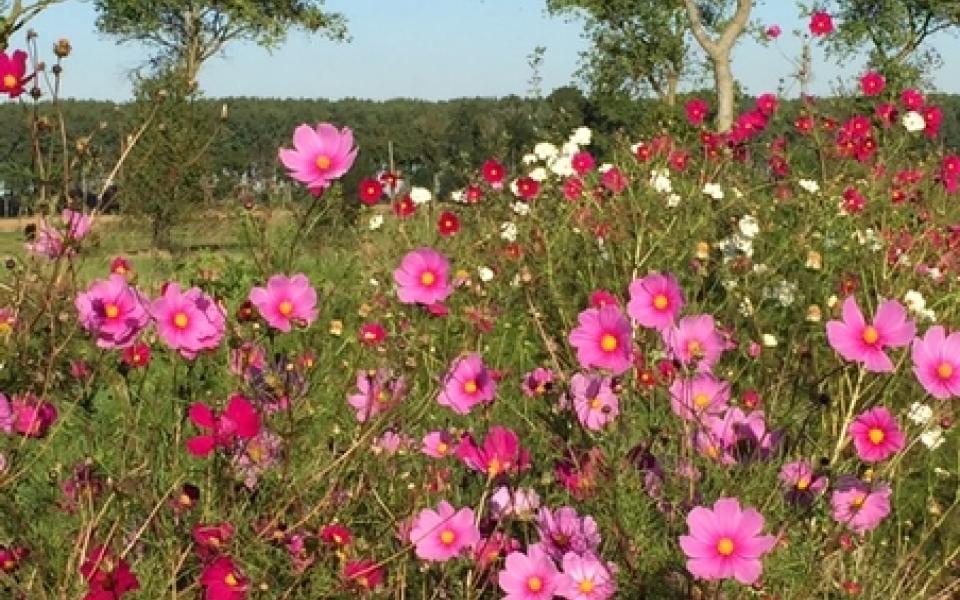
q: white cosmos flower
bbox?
[533,142,559,160]
[739,215,760,238]
[650,169,673,194]
[666,193,681,208]
[548,154,575,178]
[902,111,926,133]
[907,402,933,425]
[368,214,384,230]
[528,167,548,182]
[762,334,778,348]
[500,222,518,242]
[569,126,592,146]
[511,202,530,216]
[798,179,820,194]
[561,141,581,156]
[522,153,539,165]
[903,290,936,321]
[598,162,614,174]
[477,266,494,282]
[450,189,465,203]
[409,186,432,204]
[702,182,724,200]
[920,427,945,450]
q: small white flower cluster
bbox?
[763,280,798,307]
[902,111,926,133]
[717,215,759,262]
[853,228,883,252]
[903,290,936,322]
[368,214,384,230]
[500,221,518,242]
[907,402,945,450]
[477,266,494,283]
[649,169,673,194]
[798,179,820,194]
[520,127,594,182]
[702,182,724,200]
[409,186,432,205]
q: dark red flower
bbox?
[437,210,460,236]
[481,159,506,187]
[358,178,383,205]
[320,524,353,547]
[120,342,151,369]
[514,177,540,200]
[200,556,249,600]
[193,522,235,560]
[685,99,709,126]
[110,256,132,278]
[809,11,834,36]
[185,395,260,458]
[79,545,139,600]
[393,195,416,218]
[343,559,385,591]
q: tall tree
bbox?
[547,0,688,107]
[93,0,347,82]
[683,0,753,132]
[825,0,960,87]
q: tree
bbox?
[824,0,960,87]
[547,0,688,108]
[93,0,347,82]
[683,0,753,132]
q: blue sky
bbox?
[21,0,960,101]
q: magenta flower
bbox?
[489,486,541,520]
[438,353,497,414]
[679,497,777,585]
[521,367,555,397]
[248,273,317,332]
[408,501,480,562]
[278,123,358,194]
[26,209,92,259]
[347,369,406,423]
[570,373,619,431]
[0,393,13,434]
[9,393,58,438]
[151,283,226,359]
[185,394,261,457]
[826,296,915,372]
[663,314,724,371]
[911,325,960,399]
[830,477,892,534]
[394,247,454,306]
[75,274,150,349]
[779,460,828,506]
[668,374,730,421]
[848,406,904,462]
[498,545,561,600]
[535,506,602,562]
[456,426,530,478]
[627,272,684,331]
[557,552,616,600]
[568,305,633,375]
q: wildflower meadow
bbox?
[1,1,960,599]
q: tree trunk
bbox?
[666,72,679,108]
[713,50,734,132]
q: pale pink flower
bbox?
[438,353,496,415]
[669,374,730,421]
[278,123,358,194]
[663,314,724,371]
[911,325,960,399]
[151,283,225,359]
[570,373,619,431]
[248,273,317,332]
[627,272,684,330]
[421,430,456,459]
[75,274,150,349]
[498,545,561,600]
[568,305,633,375]
[394,247,454,306]
[409,501,480,562]
[557,552,616,600]
[826,296,915,372]
[830,477,892,534]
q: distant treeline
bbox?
[1,88,959,210]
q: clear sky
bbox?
[19,0,960,101]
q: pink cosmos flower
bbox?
[408,501,480,562]
[826,297,915,372]
[860,71,885,96]
[600,167,628,194]
[151,283,226,359]
[901,88,924,111]
[669,374,730,421]
[557,552,617,600]
[186,394,260,457]
[9,393,57,437]
[536,506,602,562]
[809,11,834,36]
[347,369,406,423]
[831,477,891,534]
[248,273,317,332]
[438,353,497,414]
[663,314,724,372]
[679,497,777,585]
[627,272,684,330]
[26,209,92,259]
[570,373,619,431]
[848,406,904,462]
[456,426,530,478]
[0,50,28,98]
[779,460,828,506]
[489,486,541,520]
[394,247,453,306]
[765,24,782,39]
[421,430,457,459]
[498,545,561,600]
[200,556,249,600]
[0,393,13,434]
[475,533,522,571]
[685,99,709,126]
[278,123,357,194]
[911,325,960,399]
[521,367,555,397]
[568,305,633,375]
[571,151,596,175]
[75,274,150,349]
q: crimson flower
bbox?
[186,395,260,457]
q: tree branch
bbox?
[682,0,716,54]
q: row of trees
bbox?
[548,0,960,131]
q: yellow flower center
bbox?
[653,294,669,310]
[178,493,192,506]
[224,573,238,587]
[868,428,885,445]
[851,493,866,509]
[278,300,294,316]
[356,576,369,588]
[487,457,503,476]
[937,362,953,380]
[463,380,478,394]
[104,304,120,319]
[579,578,595,593]
[527,577,543,592]
[439,530,456,545]
[2,74,16,89]
[376,390,388,404]
[2,559,15,571]
[173,312,189,329]
[687,339,704,358]
[716,537,735,556]
[420,271,436,286]
[862,325,879,345]
[315,155,332,170]
[796,476,811,490]
[693,393,710,409]
[590,396,603,410]
[248,443,265,464]
[600,333,618,352]
[435,442,448,455]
